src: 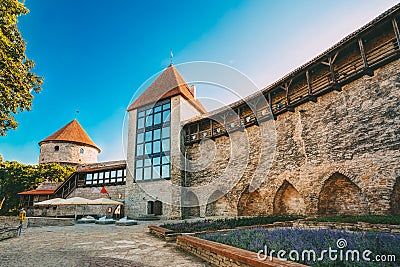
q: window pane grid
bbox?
[84,169,126,186]
[135,100,171,181]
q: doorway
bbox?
[154,201,162,215]
[147,201,154,214]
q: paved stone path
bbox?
[0,222,210,267]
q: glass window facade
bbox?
[135,100,171,181]
[84,168,126,186]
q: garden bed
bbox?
[155,216,400,265]
[162,216,300,233]
[150,216,298,241]
[199,228,400,267]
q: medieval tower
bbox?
[124,64,206,219]
[38,119,100,166]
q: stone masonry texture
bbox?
[39,141,98,166]
[184,58,400,217]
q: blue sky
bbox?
[0,0,398,164]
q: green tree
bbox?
[0,162,74,215]
[0,0,43,136]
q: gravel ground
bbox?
[0,221,210,267]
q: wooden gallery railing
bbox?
[184,15,400,145]
[53,172,80,198]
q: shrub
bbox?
[162,215,300,233]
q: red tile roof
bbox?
[39,119,100,152]
[18,189,55,195]
[127,64,206,113]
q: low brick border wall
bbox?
[154,220,400,266]
[293,220,400,234]
[27,217,74,227]
[148,225,181,241]
[0,227,19,241]
[177,235,307,267]
[0,216,19,226]
[150,219,400,241]
[149,221,294,241]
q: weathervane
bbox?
[75,110,79,119]
[170,49,173,64]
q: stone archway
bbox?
[318,172,369,215]
[391,177,400,215]
[205,190,235,217]
[181,191,200,218]
[237,188,265,216]
[273,180,305,215]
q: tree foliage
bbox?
[0,0,43,136]
[0,162,74,215]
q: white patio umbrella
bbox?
[61,197,94,205]
[33,198,66,206]
[89,198,123,205]
[60,197,94,220]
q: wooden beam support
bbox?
[358,38,369,67]
[286,106,295,112]
[321,52,339,67]
[280,80,292,109]
[305,70,313,96]
[307,94,317,103]
[250,97,260,110]
[285,87,290,107]
[358,38,374,77]
[222,113,227,130]
[305,70,317,102]
[267,92,273,115]
[237,106,243,131]
[245,100,257,126]
[392,18,400,49]
[322,53,341,92]
[329,56,338,84]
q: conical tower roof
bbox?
[127,64,206,113]
[39,119,100,152]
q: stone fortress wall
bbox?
[184,58,400,218]
[39,141,99,166]
[182,9,400,218]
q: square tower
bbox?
[125,64,205,219]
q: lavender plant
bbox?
[200,228,400,267]
[162,216,299,233]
